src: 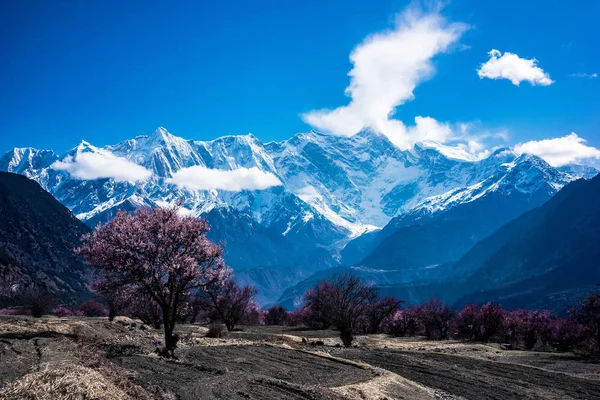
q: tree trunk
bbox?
[340,327,354,347]
[108,307,116,322]
[163,310,175,352]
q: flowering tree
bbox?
[204,279,258,331]
[361,297,401,333]
[302,281,337,329]
[304,273,378,347]
[265,305,289,326]
[417,298,454,339]
[382,307,419,337]
[570,290,600,355]
[76,207,229,353]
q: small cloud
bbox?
[296,186,322,202]
[51,152,152,182]
[166,166,282,191]
[477,49,554,86]
[569,72,598,79]
[301,3,468,150]
[513,133,600,166]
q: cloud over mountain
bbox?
[301,5,468,150]
[166,166,282,191]
[514,133,600,166]
[51,152,152,182]
[477,49,554,86]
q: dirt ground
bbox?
[1,316,600,400]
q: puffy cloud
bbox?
[477,49,554,86]
[570,72,597,79]
[301,4,468,150]
[51,152,152,182]
[513,133,600,166]
[166,166,282,191]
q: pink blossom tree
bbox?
[265,305,289,326]
[361,296,401,334]
[417,298,454,340]
[305,273,378,347]
[302,281,337,329]
[570,290,600,355]
[203,279,258,331]
[76,207,229,353]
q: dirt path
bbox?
[335,348,600,400]
[112,345,376,399]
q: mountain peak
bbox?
[151,126,174,141]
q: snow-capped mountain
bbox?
[1,127,596,305]
[1,127,595,246]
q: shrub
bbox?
[0,308,28,315]
[77,300,108,317]
[205,323,228,338]
[51,307,74,317]
[265,305,289,326]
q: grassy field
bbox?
[1,315,599,399]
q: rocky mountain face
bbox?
[343,152,570,270]
[1,127,596,305]
[0,172,92,306]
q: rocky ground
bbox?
[1,316,599,399]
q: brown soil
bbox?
[1,315,599,400]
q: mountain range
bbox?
[1,127,597,306]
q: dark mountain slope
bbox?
[455,175,600,312]
[360,188,552,273]
[0,172,92,304]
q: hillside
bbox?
[453,174,600,312]
[0,172,92,305]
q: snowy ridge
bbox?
[1,127,597,252]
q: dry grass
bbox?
[0,362,131,400]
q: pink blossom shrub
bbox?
[51,307,74,317]
[0,308,25,315]
[77,300,108,317]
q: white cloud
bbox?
[513,133,600,166]
[296,185,322,202]
[166,166,282,191]
[51,152,152,182]
[301,4,468,150]
[477,49,554,86]
[570,72,597,79]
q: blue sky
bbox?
[1,0,598,164]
